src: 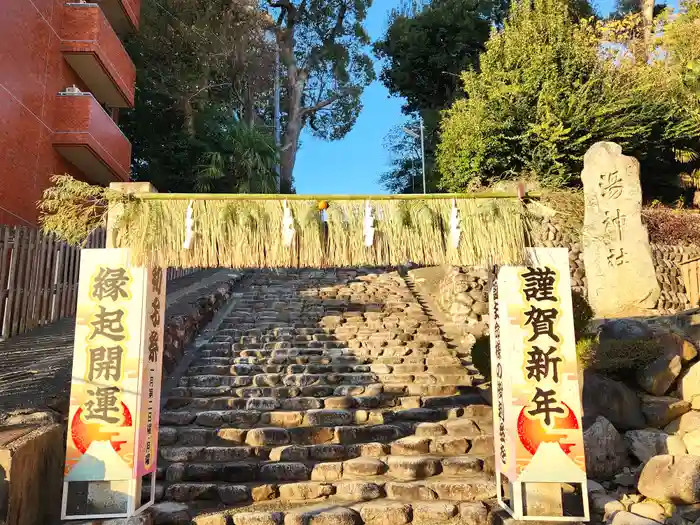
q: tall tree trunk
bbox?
[181,97,196,138]
[278,29,307,193]
[641,0,655,63]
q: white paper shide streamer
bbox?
[282,200,296,247]
[450,199,461,249]
[183,200,194,250]
[363,201,375,247]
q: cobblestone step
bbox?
[158,433,494,463]
[163,394,484,413]
[151,473,496,505]
[169,383,471,401]
[177,373,474,390]
[155,269,496,523]
[148,498,493,525]
[158,454,493,485]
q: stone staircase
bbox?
[150,268,498,525]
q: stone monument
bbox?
[582,142,660,317]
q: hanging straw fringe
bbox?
[107,198,530,269]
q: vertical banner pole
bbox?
[490,248,589,522]
[61,183,166,520]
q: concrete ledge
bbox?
[0,423,64,525]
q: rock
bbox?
[613,466,642,487]
[335,482,383,501]
[638,455,700,504]
[387,456,441,480]
[609,510,663,525]
[666,411,700,436]
[311,462,343,482]
[285,507,360,525]
[657,331,698,362]
[459,502,488,525]
[637,353,684,397]
[599,319,654,342]
[413,502,457,522]
[251,485,278,502]
[234,512,285,525]
[625,429,687,463]
[680,362,700,406]
[629,501,667,523]
[582,372,645,430]
[589,492,625,520]
[358,502,411,525]
[587,480,606,493]
[279,482,334,501]
[641,395,691,428]
[343,458,386,477]
[683,429,700,455]
[581,142,660,316]
[583,416,630,479]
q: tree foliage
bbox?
[121,0,277,192]
[374,0,495,115]
[437,0,700,199]
[374,0,503,194]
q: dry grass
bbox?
[38,176,533,269]
[642,207,700,245]
[114,198,531,269]
[576,336,664,372]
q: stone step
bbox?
[159,408,492,445]
[160,454,492,485]
[168,383,471,399]
[192,355,466,367]
[185,362,472,377]
[177,373,474,391]
[148,497,493,525]
[158,431,494,463]
[197,349,461,361]
[164,394,485,414]
[152,473,497,506]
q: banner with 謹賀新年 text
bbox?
[490,247,588,521]
[63,249,165,483]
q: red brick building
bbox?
[0,0,140,226]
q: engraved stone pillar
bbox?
[581,142,660,317]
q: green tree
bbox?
[196,120,279,193]
[437,0,700,198]
[121,0,276,192]
[374,0,495,115]
[374,0,500,193]
[266,0,375,192]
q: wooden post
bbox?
[106,182,157,249]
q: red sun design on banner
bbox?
[517,402,578,455]
[71,403,133,454]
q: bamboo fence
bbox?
[0,226,199,341]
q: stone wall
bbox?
[436,217,699,331]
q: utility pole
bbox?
[419,118,426,194]
[402,117,426,194]
[274,39,281,193]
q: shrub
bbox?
[436,0,700,197]
[576,336,663,372]
[571,289,594,338]
[471,335,492,381]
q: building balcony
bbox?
[95,0,141,35]
[52,93,131,184]
[61,3,136,108]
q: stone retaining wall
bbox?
[436,217,699,333]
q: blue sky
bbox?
[293,0,676,195]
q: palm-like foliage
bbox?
[196,121,279,193]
